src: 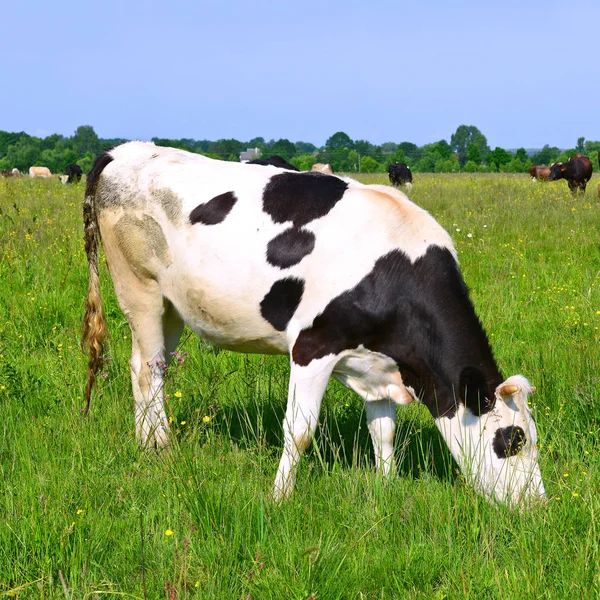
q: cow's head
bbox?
[548,162,566,181]
[435,375,545,505]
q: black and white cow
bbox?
[82,142,545,505]
[388,162,413,190]
[66,163,83,184]
[247,155,299,171]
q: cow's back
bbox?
[95,143,454,352]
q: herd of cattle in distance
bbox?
[1,163,83,184]
[528,153,596,194]
[3,152,597,196]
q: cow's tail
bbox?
[81,153,113,417]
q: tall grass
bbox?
[0,174,599,598]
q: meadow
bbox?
[0,172,599,599]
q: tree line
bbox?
[1,124,599,175]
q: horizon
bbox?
[0,124,582,154]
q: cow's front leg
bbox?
[273,357,336,501]
[365,399,397,476]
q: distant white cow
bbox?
[311,163,333,174]
[82,141,545,506]
[29,166,52,178]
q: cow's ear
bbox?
[561,165,567,172]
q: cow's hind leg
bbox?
[130,296,184,448]
[273,357,337,501]
[365,399,397,476]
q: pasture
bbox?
[0,173,599,599]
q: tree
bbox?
[515,148,528,163]
[386,148,406,167]
[412,154,436,172]
[295,141,316,155]
[450,125,489,166]
[398,142,421,163]
[576,137,585,154]
[325,131,353,151]
[463,160,479,172]
[531,145,560,165]
[4,137,42,171]
[487,147,511,167]
[380,142,397,154]
[466,143,481,165]
[269,139,296,161]
[71,125,101,157]
[290,154,317,171]
[208,139,243,160]
[359,156,383,173]
[435,158,459,173]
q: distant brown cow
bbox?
[29,166,52,178]
[2,168,21,177]
[311,163,333,174]
[529,165,551,181]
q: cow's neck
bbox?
[381,247,503,418]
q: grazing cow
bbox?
[388,162,413,190]
[29,166,52,178]
[82,142,545,505]
[2,168,21,177]
[311,163,333,174]
[247,155,299,171]
[65,163,83,183]
[529,165,551,181]
[548,154,593,193]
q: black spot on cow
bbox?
[266,227,316,269]
[263,172,348,228]
[260,277,305,331]
[492,426,526,458]
[291,246,502,419]
[189,191,237,225]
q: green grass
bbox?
[0,173,599,599]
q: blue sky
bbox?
[2,0,599,149]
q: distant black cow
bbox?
[247,155,299,171]
[65,163,83,184]
[548,154,593,193]
[388,162,413,189]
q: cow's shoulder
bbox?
[356,184,456,262]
